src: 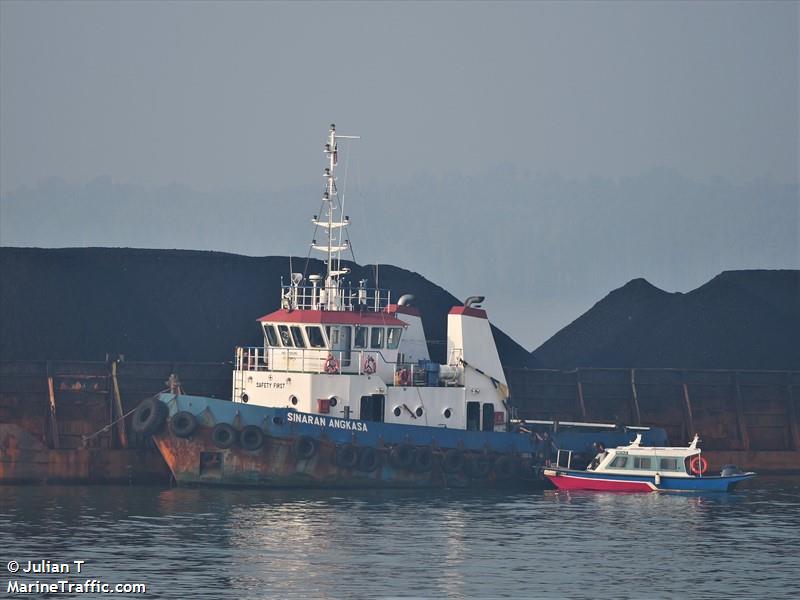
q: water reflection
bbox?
[1,479,798,599]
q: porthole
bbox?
[329,397,338,407]
[415,407,423,417]
[393,406,402,417]
[290,395,298,406]
[241,393,249,404]
[443,408,452,419]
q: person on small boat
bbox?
[588,442,606,470]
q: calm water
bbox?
[1,479,799,599]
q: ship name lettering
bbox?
[286,412,367,431]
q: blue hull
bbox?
[148,393,668,489]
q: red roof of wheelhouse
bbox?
[258,309,408,327]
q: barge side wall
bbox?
[2,361,798,483]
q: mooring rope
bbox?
[81,388,169,445]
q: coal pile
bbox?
[0,247,530,366]
[533,270,800,370]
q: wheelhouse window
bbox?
[278,325,293,347]
[659,457,679,471]
[386,327,402,349]
[609,455,628,468]
[370,327,384,349]
[306,326,326,348]
[354,325,367,349]
[264,324,279,347]
[633,457,652,469]
[290,326,306,348]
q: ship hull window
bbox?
[360,395,385,423]
[354,326,367,349]
[264,324,279,347]
[278,325,293,347]
[466,402,480,431]
[659,457,678,471]
[609,455,628,468]
[290,326,306,348]
[306,326,326,348]
[370,327,384,349]
[386,327,402,349]
[482,403,495,432]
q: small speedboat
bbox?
[543,434,755,492]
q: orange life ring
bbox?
[324,354,340,374]
[398,368,410,387]
[363,355,377,375]
[689,455,708,476]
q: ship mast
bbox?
[311,123,359,310]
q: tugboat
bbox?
[543,434,756,492]
[132,124,667,488]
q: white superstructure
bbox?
[232,124,509,432]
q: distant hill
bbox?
[533,270,800,370]
[0,247,531,366]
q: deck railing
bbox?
[280,282,391,312]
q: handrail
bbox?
[280,282,391,312]
[234,346,464,388]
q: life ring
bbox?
[363,355,377,375]
[324,354,340,374]
[211,423,237,449]
[240,425,265,451]
[131,397,167,436]
[398,368,411,387]
[689,455,708,475]
[293,435,318,460]
[169,411,198,438]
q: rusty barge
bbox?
[2,360,798,484]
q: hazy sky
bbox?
[1,1,798,348]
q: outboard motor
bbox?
[720,464,743,477]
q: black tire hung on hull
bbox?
[240,425,265,451]
[493,455,518,480]
[357,446,383,472]
[389,444,415,470]
[169,411,198,438]
[131,397,167,435]
[293,436,318,460]
[211,423,237,449]
[413,446,433,472]
[466,454,493,479]
[335,444,360,469]
[441,448,465,474]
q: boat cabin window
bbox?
[264,324,279,347]
[327,326,338,345]
[306,326,326,348]
[278,325,293,347]
[609,455,628,468]
[290,326,306,348]
[370,327,384,349]
[387,327,402,349]
[659,457,680,471]
[354,326,367,349]
[633,457,652,470]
